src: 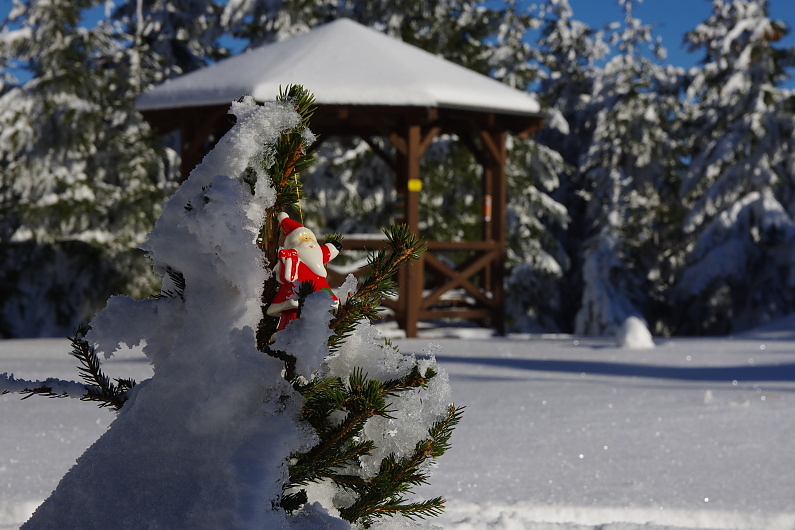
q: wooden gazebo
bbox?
[136,18,543,337]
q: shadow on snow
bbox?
[435,355,795,384]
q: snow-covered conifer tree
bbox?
[527,0,608,331]
[502,134,572,332]
[221,0,306,47]
[0,0,173,337]
[3,88,459,529]
[476,0,572,333]
[112,0,227,82]
[531,0,609,164]
[674,0,795,333]
[530,0,686,335]
[572,0,686,335]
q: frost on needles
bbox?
[1,86,461,529]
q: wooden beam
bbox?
[388,132,407,156]
[363,137,396,170]
[419,308,493,321]
[487,130,507,333]
[418,126,442,156]
[426,241,498,251]
[478,129,503,164]
[422,250,500,308]
[403,124,423,338]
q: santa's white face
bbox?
[297,232,316,246]
[289,228,327,278]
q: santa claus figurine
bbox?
[266,212,342,332]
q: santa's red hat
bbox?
[277,212,303,236]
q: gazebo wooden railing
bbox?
[327,237,505,337]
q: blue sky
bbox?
[2,0,793,78]
[568,0,795,70]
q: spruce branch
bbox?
[290,369,392,481]
[323,232,344,248]
[283,369,394,503]
[270,84,317,213]
[328,225,426,352]
[0,328,137,411]
[154,268,185,300]
[343,496,447,527]
[282,366,461,528]
[0,373,87,401]
[263,345,298,382]
[381,365,437,396]
[257,85,318,351]
[69,325,136,410]
[337,404,464,527]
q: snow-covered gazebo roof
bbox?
[136,18,541,117]
[137,18,545,338]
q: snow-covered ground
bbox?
[2,316,795,529]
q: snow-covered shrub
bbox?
[4,92,459,529]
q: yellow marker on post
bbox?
[407,178,422,192]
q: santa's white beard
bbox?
[297,241,326,277]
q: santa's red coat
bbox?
[268,244,338,331]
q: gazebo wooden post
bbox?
[482,129,507,333]
[394,124,423,337]
[391,132,408,333]
[481,136,495,306]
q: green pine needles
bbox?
[284,367,463,527]
[68,325,136,411]
[256,84,320,346]
[254,86,461,527]
[2,85,462,528]
[339,403,463,526]
[326,224,426,355]
[1,325,135,410]
[270,84,318,212]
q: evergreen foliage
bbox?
[284,366,462,526]
[1,324,135,409]
[3,0,795,338]
[250,86,456,526]
[68,325,136,410]
[111,0,227,81]
[0,0,175,336]
[327,224,426,353]
[525,0,795,335]
[570,0,687,335]
[2,86,461,528]
[673,0,795,333]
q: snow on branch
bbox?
[0,373,88,401]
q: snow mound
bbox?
[615,316,655,349]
